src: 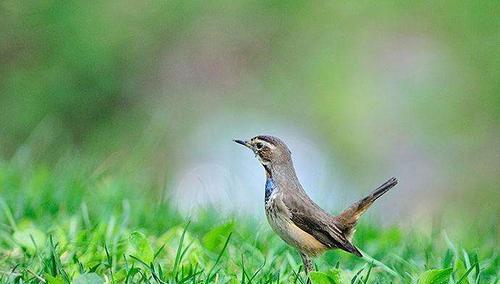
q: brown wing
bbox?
[283,194,362,257]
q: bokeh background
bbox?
[1,1,498,231]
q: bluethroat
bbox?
[234,135,398,279]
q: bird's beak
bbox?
[233,139,252,150]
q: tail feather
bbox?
[368,177,398,202]
[335,177,398,239]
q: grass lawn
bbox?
[0,159,497,283]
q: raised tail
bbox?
[334,177,398,240]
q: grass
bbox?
[0,158,497,283]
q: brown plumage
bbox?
[234,135,398,281]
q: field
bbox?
[0,157,497,283]
[1,0,499,283]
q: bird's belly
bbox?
[266,204,326,256]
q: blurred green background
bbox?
[1,0,499,229]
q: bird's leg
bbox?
[300,252,314,284]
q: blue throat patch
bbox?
[265,177,275,202]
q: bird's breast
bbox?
[264,177,275,203]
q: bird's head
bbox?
[233,135,292,167]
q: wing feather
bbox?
[283,195,362,257]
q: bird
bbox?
[234,135,398,281]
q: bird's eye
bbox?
[256,142,264,150]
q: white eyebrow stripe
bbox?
[256,139,276,149]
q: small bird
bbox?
[234,135,398,280]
